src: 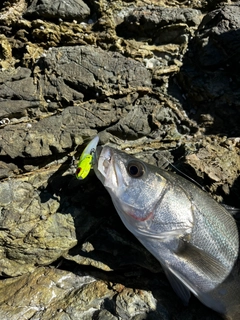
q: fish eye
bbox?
[127,160,145,178]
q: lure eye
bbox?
[127,160,145,178]
[76,168,81,176]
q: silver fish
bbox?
[93,146,240,317]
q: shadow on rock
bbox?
[171,4,240,136]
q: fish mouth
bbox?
[94,146,122,189]
[95,146,112,177]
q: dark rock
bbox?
[177,3,240,136]
[40,45,152,99]
[0,45,151,158]
[106,95,184,140]
[25,0,90,21]
[196,4,240,69]
[116,6,202,41]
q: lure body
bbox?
[76,136,99,180]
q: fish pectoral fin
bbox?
[177,240,230,283]
[162,266,191,305]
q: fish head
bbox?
[94,146,167,226]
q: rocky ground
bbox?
[0,0,240,319]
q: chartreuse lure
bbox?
[76,136,99,179]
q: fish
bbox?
[76,135,99,179]
[93,145,240,317]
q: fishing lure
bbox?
[75,135,99,180]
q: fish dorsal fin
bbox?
[162,265,191,305]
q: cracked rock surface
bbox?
[0,0,240,319]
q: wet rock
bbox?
[25,0,90,21]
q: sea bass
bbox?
[93,145,240,317]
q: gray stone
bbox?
[25,0,90,21]
[116,6,202,40]
[95,310,118,320]
[115,288,157,319]
[41,45,152,98]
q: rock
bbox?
[0,0,27,26]
[106,94,187,140]
[183,136,240,201]
[115,288,157,319]
[0,178,77,276]
[95,310,118,320]
[25,0,90,21]
[195,4,240,69]
[0,0,239,319]
[40,45,152,98]
[0,266,174,320]
[116,6,202,40]
[0,34,14,69]
[0,46,152,158]
[0,265,221,320]
[0,267,110,320]
[115,6,202,81]
[0,161,18,179]
[178,3,240,136]
[0,67,40,111]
